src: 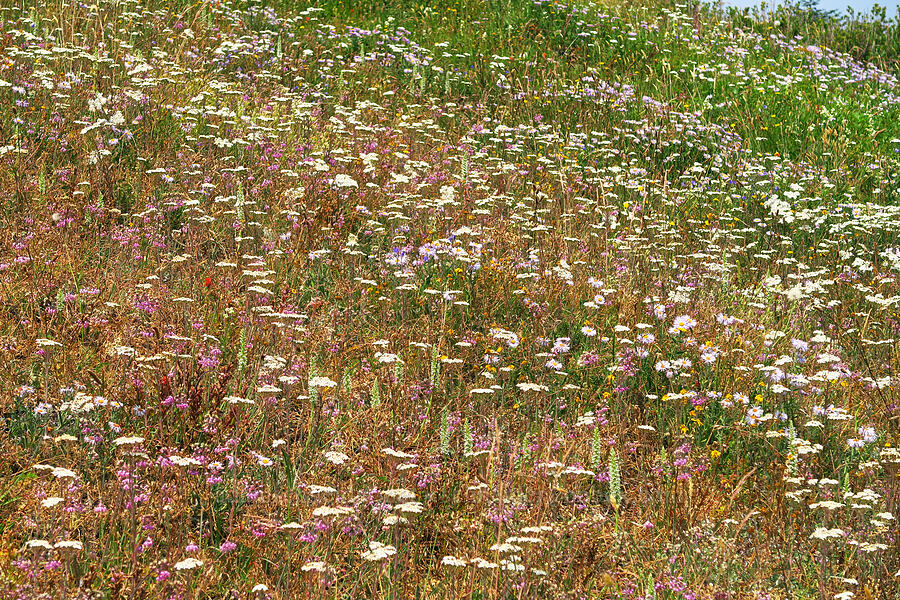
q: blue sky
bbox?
[720,0,899,15]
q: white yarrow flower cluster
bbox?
[361,541,397,561]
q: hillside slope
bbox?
[2,0,900,598]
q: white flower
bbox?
[324,451,350,465]
[301,561,327,572]
[361,541,397,561]
[809,501,844,511]
[489,542,522,553]
[113,435,144,446]
[500,559,525,571]
[561,465,594,477]
[169,455,201,467]
[382,448,414,460]
[334,174,358,188]
[785,285,805,301]
[41,497,64,508]
[810,527,844,540]
[507,536,543,545]
[440,185,456,203]
[174,558,203,571]
[312,506,354,518]
[375,352,402,364]
[516,382,548,392]
[224,396,254,405]
[51,467,78,479]
[671,315,697,332]
[521,526,555,534]
[382,514,408,526]
[87,92,108,112]
[763,194,795,224]
[848,541,887,552]
[382,488,416,500]
[395,501,424,514]
[470,557,498,569]
[441,555,468,567]
[24,540,52,550]
[575,413,596,427]
[309,376,338,388]
[54,540,83,551]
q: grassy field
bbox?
[3,0,900,598]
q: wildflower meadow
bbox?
[3,0,900,598]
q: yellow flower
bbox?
[710,450,721,460]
